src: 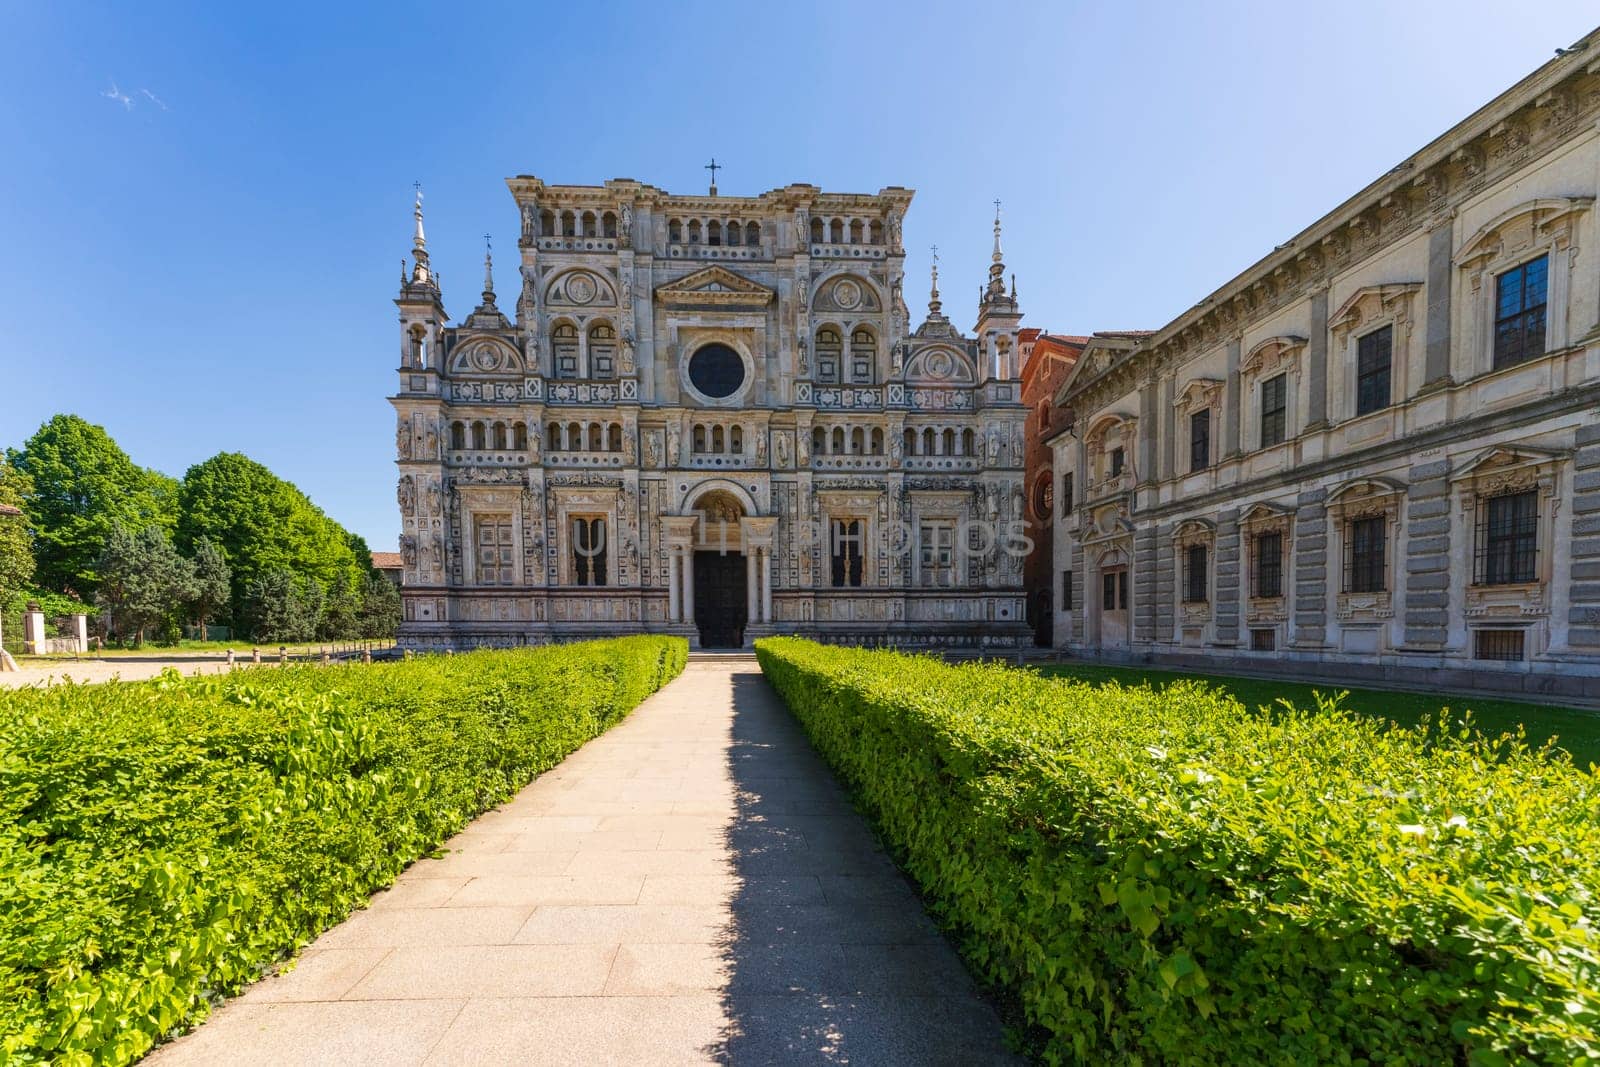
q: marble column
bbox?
[746,550,759,621]
[683,549,695,620]
[761,547,773,623]
[668,550,681,621]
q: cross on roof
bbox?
[705,157,721,191]
[483,233,492,250]
[414,180,423,200]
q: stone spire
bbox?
[928,244,943,318]
[481,233,496,308]
[408,183,433,287]
[986,199,1006,299]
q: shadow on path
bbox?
[703,669,1016,1065]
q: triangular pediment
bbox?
[655,266,774,306]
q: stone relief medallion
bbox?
[833,278,862,310]
[565,273,597,304]
[926,350,954,380]
[470,344,499,371]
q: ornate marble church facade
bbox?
[390,177,1031,649]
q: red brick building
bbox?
[1020,331,1087,645]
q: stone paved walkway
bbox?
[149,654,1015,1065]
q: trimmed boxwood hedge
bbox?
[755,637,1600,1065]
[0,635,686,1065]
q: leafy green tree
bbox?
[186,537,232,638]
[359,574,401,639]
[177,453,365,621]
[95,525,195,646]
[7,415,177,596]
[241,569,326,643]
[0,456,34,607]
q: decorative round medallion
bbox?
[687,343,746,399]
[926,350,953,379]
[565,273,597,304]
[833,279,862,310]
[471,344,498,371]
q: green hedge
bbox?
[0,635,686,1064]
[755,637,1600,1065]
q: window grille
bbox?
[831,519,864,588]
[571,516,607,587]
[1254,531,1283,598]
[1356,325,1392,416]
[1474,629,1525,661]
[1189,409,1211,472]
[1345,516,1386,593]
[1260,374,1287,446]
[1494,256,1548,369]
[1474,490,1538,585]
[1183,544,1208,603]
[1250,628,1276,652]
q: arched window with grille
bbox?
[669,218,682,242]
[608,424,622,452]
[903,428,916,457]
[809,217,824,244]
[451,421,466,450]
[725,220,741,246]
[850,328,876,384]
[870,428,884,455]
[546,423,560,451]
[552,322,580,378]
[513,423,528,451]
[471,421,487,450]
[730,425,743,454]
[745,221,759,246]
[815,328,842,384]
[812,426,826,455]
[588,321,617,379]
[693,425,707,453]
[602,211,616,238]
[492,422,507,450]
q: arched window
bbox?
[588,321,617,379]
[687,219,702,243]
[922,428,935,455]
[726,220,741,245]
[746,221,760,246]
[961,428,975,455]
[810,217,824,244]
[588,424,603,451]
[730,425,743,453]
[608,424,622,451]
[832,427,845,453]
[848,427,863,455]
[451,421,466,450]
[829,218,843,243]
[408,325,425,368]
[669,218,682,242]
[849,219,864,244]
[567,422,582,451]
[547,423,560,451]
[870,428,884,455]
[812,426,826,455]
[602,211,616,238]
[493,422,508,450]
[471,421,487,450]
[539,209,555,238]
[552,322,580,378]
[712,425,725,452]
[562,210,576,237]
[869,219,884,245]
[815,328,842,384]
[513,423,528,451]
[693,425,707,453]
[903,428,916,457]
[581,211,596,237]
[708,220,722,246]
[850,328,876,384]
[942,428,955,456]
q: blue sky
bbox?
[2,1,1595,550]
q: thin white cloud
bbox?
[101,82,133,110]
[139,88,168,111]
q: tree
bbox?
[95,525,195,646]
[0,456,34,607]
[186,537,232,638]
[177,453,366,622]
[240,568,319,643]
[359,574,401,639]
[8,415,177,597]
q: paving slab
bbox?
[149,654,1017,1064]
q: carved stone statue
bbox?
[794,208,808,248]
[400,534,417,569]
[425,478,441,516]
[396,419,412,459]
[797,431,810,466]
[522,202,536,237]
[423,421,438,459]
[754,427,768,465]
[888,210,902,250]
[619,203,632,248]
[623,430,636,463]
[775,432,791,468]
[643,430,659,468]
[397,475,416,515]
[665,421,681,464]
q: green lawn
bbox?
[1037,662,1600,770]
